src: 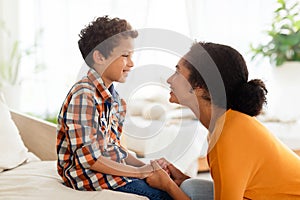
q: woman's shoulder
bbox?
[223,109,263,129]
[217,109,269,142]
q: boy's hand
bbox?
[146,161,173,191]
[138,164,154,179]
[155,157,171,175]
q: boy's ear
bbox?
[92,50,105,64]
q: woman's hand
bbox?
[154,157,190,186]
[145,160,173,191]
[167,163,190,186]
[155,157,171,175]
[146,161,191,200]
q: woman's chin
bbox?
[169,97,179,104]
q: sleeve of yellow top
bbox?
[210,130,257,200]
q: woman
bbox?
[146,42,300,200]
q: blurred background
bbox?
[2,0,300,176]
[0,0,280,120]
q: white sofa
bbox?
[0,96,148,200]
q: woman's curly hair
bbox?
[184,42,267,116]
[78,16,138,67]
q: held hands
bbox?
[147,161,191,200]
[138,164,154,179]
[155,157,190,186]
[155,158,171,175]
[145,160,173,191]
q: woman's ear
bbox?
[194,87,211,101]
[193,87,204,96]
[92,50,105,64]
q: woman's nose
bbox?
[167,74,174,84]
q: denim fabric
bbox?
[180,178,214,200]
[115,179,172,200]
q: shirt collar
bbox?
[87,68,113,101]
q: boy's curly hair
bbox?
[78,16,138,67]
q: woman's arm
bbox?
[90,156,152,179]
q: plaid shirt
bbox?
[57,68,132,190]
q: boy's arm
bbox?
[90,156,152,179]
[63,93,151,179]
[124,151,146,167]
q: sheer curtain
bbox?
[18,0,150,116]
[16,0,276,116]
[185,0,276,69]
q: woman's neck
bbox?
[208,106,226,133]
[188,99,225,133]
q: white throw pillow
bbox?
[142,103,167,120]
[127,99,148,116]
[0,95,28,172]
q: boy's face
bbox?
[100,38,134,86]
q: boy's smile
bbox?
[95,38,134,87]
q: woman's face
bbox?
[167,58,195,106]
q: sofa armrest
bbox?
[10,110,57,161]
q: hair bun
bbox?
[231,79,268,116]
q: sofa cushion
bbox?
[0,93,28,172]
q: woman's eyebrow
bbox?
[121,50,134,53]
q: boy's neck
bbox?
[92,65,113,88]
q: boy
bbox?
[56,16,171,200]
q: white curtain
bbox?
[185,0,275,61]
[16,0,276,116]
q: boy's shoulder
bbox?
[68,77,96,97]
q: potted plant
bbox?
[250,0,300,67]
[250,0,300,122]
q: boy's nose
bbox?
[127,57,134,68]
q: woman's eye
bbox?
[122,54,129,57]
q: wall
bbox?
[0,0,19,62]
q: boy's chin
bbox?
[118,77,127,83]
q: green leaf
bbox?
[294,20,300,29]
[249,0,300,67]
[277,0,285,7]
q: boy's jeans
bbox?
[115,179,172,200]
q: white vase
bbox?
[265,61,300,122]
[0,83,22,110]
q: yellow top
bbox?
[208,109,300,200]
